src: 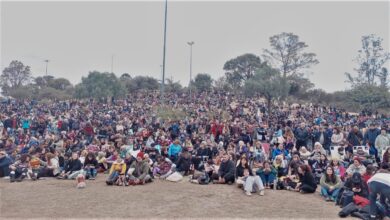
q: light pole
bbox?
[44,59,49,76]
[161,0,168,105]
[111,55,114,73]
[187,41,194,98]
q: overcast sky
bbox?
[1,1,389,92]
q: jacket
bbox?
[320,174,342,189]
[109,161,126,175]
[64,159,82,173]
[168,144,182,157]
[346,164,366,176]
[363,128,380,145]
[218,159,235,179]
[299,172,317,189]
[130,160,150,180]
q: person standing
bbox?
[368,169,390,220]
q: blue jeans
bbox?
[259,172,276,185]
[85,168,97,178]
[369,181,390,217]
[321,187,340,200]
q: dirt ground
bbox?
[0,175,345,219]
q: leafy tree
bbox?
[1,60,32,94]
[120,73,132,80]
[192,73,213,92]
[347,84,390,112]
[125,76,159,93]
[48,78,72,90]
[165,78,183,93]
[345,35,390,87]
[74,71,125,99]
[244,65,289,115]
[214,76,232,92]
[223,53,264,88]
[287,74,314,96]
[263,32,319,79]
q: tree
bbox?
[244,65,289,115]
[165,78,183,93]
[1,60,32,94]
[120,73,132,80]
[214,76,232,92]
[345,35,390,87]
[48,78,72,90]
[74,71,125,99]
[287,74,314,96]
[192,73,213,92]
[223,53,265,88]
[263,32,319,79]
[125,76,159,93]
[347,84,390,112]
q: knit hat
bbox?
[137,151,144,159]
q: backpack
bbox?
[198,173,210,185]
[337,189,354,208]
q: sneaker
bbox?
[246,191,252,196]
[89,177,95,180]
[259,190,265,196]
[2,176,10,180]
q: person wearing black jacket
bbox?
[175,150,192,175]
[192,142,212,170]
[296,164,317,193]
[58,152,84,179]
[214,153,235,184]
[84,152,98,180]
[344,172,369,198]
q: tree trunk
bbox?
[267,97,272,117]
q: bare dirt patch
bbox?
[0,175,343,219]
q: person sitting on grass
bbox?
[294,164,317,193]
[346,156,366,177]
[320,166,342,202]
[106,156,126,186]
[153,155,173,179]
[242,168,265,196]
[127,151,151,185]
[84,152,98,180]
[213,152,235,184]
[57,152,84,179]
[9,154,30,182]
[38,152,60,178]
[0,150,13,178]
[257,161,277,189]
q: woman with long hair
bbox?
[295,164,317,193]
[320,166,342,201]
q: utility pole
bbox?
[44,60,49,76]
[161,0,168,105]
[111,55,114,73]
[187,41,194,98]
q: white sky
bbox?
[1,1,389,92]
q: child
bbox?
[106,156,126,186]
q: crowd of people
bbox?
[0,91,389,219]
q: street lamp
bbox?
[44,59,49,76]
[187,41,194,98]
[161,0,168,105]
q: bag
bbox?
[353,195,369,207]
[198,173,210,185]
[166,172,183,182]
[338,190,354,208]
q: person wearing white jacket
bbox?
[368,169,390,219]
[374,128,390,160]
